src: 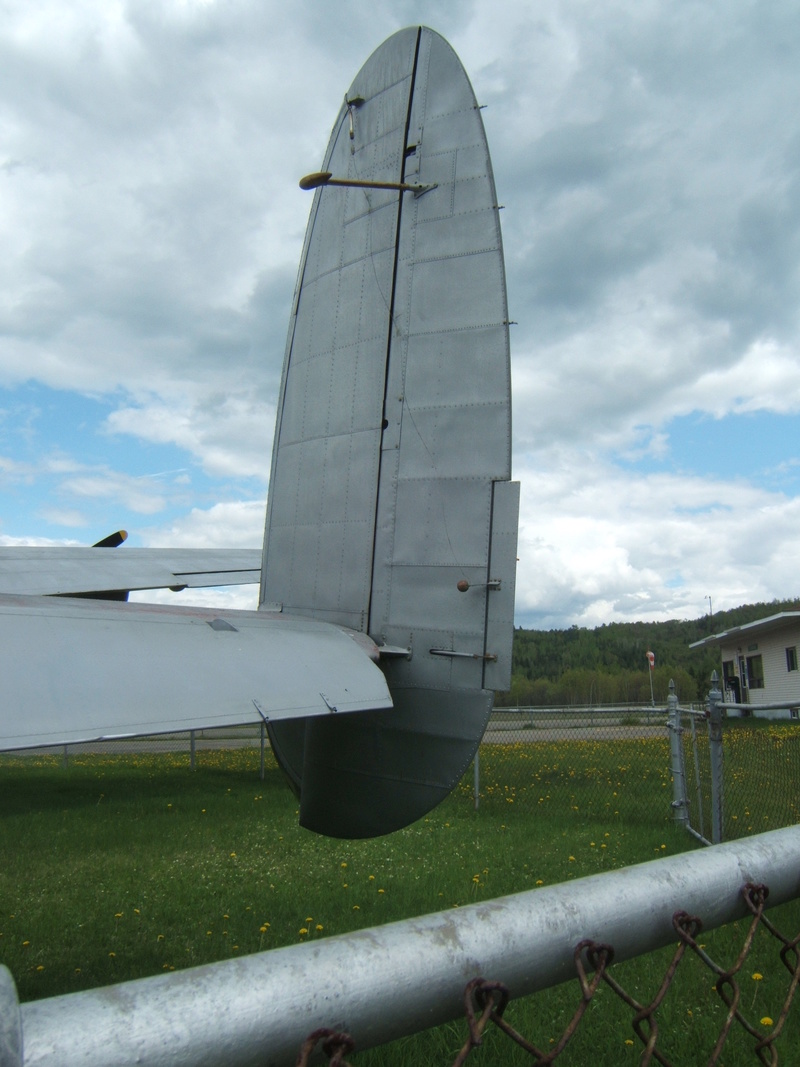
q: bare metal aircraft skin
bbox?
[0,27,518,839]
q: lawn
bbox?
[1,739,798,1064]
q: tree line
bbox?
[499,597,800,707]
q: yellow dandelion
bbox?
[114,913,123,919]
[299,927,308,935]
[109,952,116,958]
[761,1017,774,1027]
[341,862,347,868]
[752,972,763,981]
[536,879,544,886]
[36,965,44,972]
[316,924,323,931]
[353,905,360,910]
[625,1039,634,1046]
[259,925,268,933]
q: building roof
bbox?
[690,611,800,650]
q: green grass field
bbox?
[2,739,798,1064]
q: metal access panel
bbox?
[483,479,520,692]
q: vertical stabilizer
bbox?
[262,27,518,836]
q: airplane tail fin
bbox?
[260,27,518,837]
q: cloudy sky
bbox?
[2,0,799,630]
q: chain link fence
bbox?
[674,708,800,845]
[472,705,675,828]
[298,881,800,1067]
[5,722,270,773]
[7,695,800,845]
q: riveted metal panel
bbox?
[261,29,419,625]
[0,547,262,597]
[368,28,511,663]
[0,596,391,751]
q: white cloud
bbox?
[515,453,800,627]
[3,0,800,628]
[105,393,274,480]
[137,499,264,548]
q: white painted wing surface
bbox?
[0,548,261,596]
[0,595,391,750]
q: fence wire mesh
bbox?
[8,707,800,843]
[470,706,674,828]
[676,713,800,843]
[298,883,800,1066]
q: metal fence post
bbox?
[667,680,688,827]
[190,731,196,771]
[473,749,480,811]
[708,671,724,844]
[260,722,266,782]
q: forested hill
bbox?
[503,597,800,707]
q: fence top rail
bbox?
[720,700,800,712]
[494,704,671,716]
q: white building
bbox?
[691,612,800,718]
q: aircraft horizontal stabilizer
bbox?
[0,547,261,597]
[0,594,391,751]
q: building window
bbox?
[746,654,764,690]
[786,647,798,672]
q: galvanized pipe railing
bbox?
[5,825,800,1067]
